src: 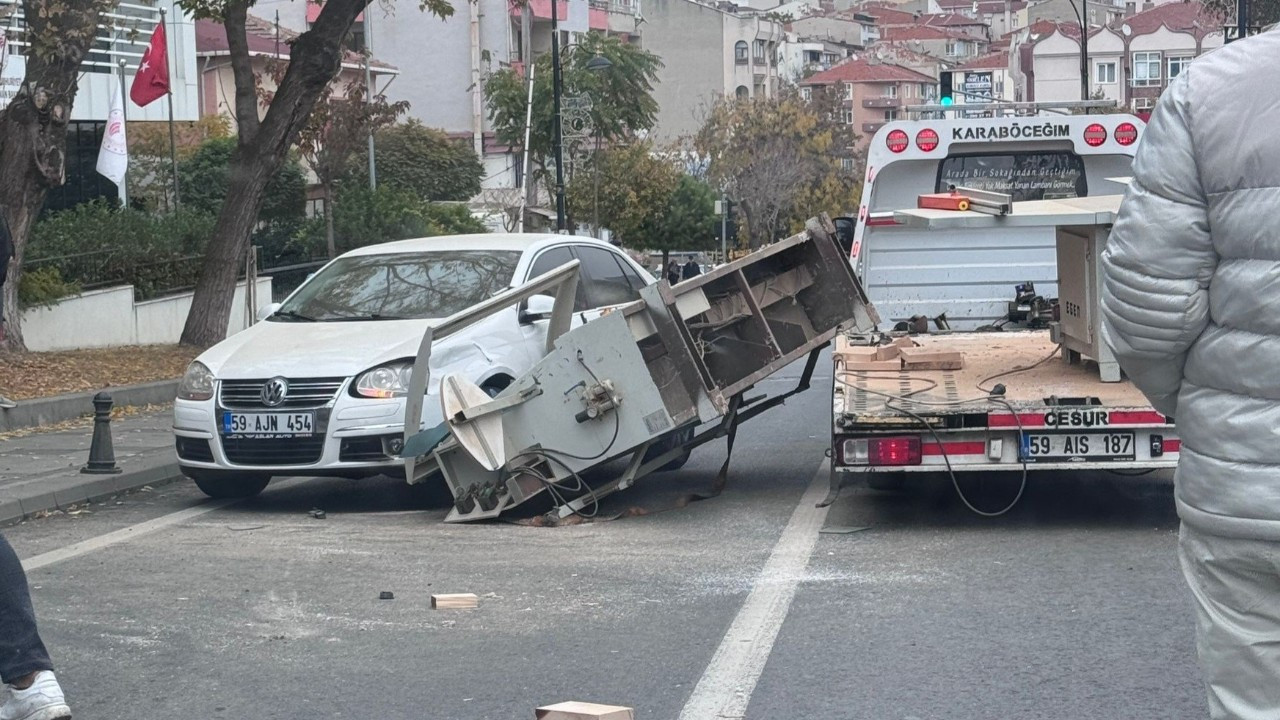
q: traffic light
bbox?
[939,71,954,107]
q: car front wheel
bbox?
[185,470,271,499]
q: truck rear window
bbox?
[936,151,1087,201]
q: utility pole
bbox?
[1238,0,1250,41]
[551,0,567,232]
[365,7,377,190]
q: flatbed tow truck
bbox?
[828,111,1180,512]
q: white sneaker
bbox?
[0,395,14,409]
[0,672,71,720]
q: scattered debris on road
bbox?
[535,700,634,720]
[431,593,478,609]
[379,591,394,600]
[0,345,197,400]
[309,508,326,519]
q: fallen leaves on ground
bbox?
[0,345,198,400]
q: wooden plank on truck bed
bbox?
[431,593,478,609]
[900,347,964,370]
[844,359,903,371]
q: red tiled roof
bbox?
[1122,1,1222,35]
[918,12,988,26]
[850,4,918,24]
[195,15,396,71]
[881,25,986,41]
[954,50,1009,70]
[936,0,1027,11]
[800,56,937,85]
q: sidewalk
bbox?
[0,409,182,525]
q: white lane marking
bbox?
[678,461,832,720]
[22,478,304,572]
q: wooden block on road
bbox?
[891,336,917,349]
[874,345,902,361]
[842,359,903,372]
[535,701,635,720]
[899,348,964,370]
[834,346,878,363]
[431,593,478,609]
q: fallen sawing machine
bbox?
[400,216,878,522]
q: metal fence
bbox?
[262,259,329,303]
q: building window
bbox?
[842,108,854,124]
[1095,61,1116,84]
[735,41,748,64]
[736,85,750,98]
[919,83,932,99]
[753,39,767,62]
[841,157,855,172]
[946,41,957,56]
[1168,55,1193,79]
[842,82,853,100]
[801,86,813,100]
[805,50,821,63]
[346,20,366,53]
[884,84,897,97]
[1132,51,1161,86]
[884,110,899,121]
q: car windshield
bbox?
[273,250,522,322]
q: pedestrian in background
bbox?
[0,533,72,720]
[1100,32,1280,720]
[666,260,681,286]
[682,258,702,281]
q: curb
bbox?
[0,456,185,527]
[0,379,180,434]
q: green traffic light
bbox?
[940,96,954,107]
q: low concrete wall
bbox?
[22,278,273,352]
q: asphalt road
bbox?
[4,356,1208,719]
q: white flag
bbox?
[96,81,128,185]
[564,0,589,34]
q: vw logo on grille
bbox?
[261,377,289,407]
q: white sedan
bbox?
[173,233,655,499]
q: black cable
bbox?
[976,345,1062,393]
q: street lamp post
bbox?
[551,0,567,232]
[1067,0,1089,101]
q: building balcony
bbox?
[862,121,886,134]
[862,96,901,109]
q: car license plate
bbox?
[1021,432,1135,462]
[222,412,314,438]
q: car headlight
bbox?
[353,361,415,399]
[178,361,215,401]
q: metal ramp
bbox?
[400,215,878,522]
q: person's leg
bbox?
[1179,523,1280,720]
[0,532,53,685]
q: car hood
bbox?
[197,319,438,379]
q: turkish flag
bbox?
[129,21,170,107]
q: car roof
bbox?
[340,233,617,258]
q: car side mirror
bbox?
[519,294,556,325]
[257,302,282,322]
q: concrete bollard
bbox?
[81,392,122,475]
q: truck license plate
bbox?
[222,412,314,438]
[1020,432,1135,462]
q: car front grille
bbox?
[220,436,326,466]
[219,377,345,410]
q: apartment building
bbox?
[800,56,936,150]
[250,0,641,189]
[643,0,784,138]
[952,50,1016,112]
[1022,2,1222,112]
[879,24,988,60]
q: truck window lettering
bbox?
[936,151,1087,202]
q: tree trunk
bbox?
[0,0,114,353]
[324,183,337,258]
[179,0,368,348]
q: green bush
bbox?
[17,266,81,307]
[178,137,306,223]
[24,201,216,301]
[347,120,484,201]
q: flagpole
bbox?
[117,58,129,207]
[161,7,180,212]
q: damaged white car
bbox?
[172,233,655,499]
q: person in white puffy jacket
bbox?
[1101,29,1280,720]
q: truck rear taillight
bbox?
[1084,123,1107,147]
[1114,122,1138,146]
[886,129,909,153]
[841,436,922,466]
[916,128,939,152]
